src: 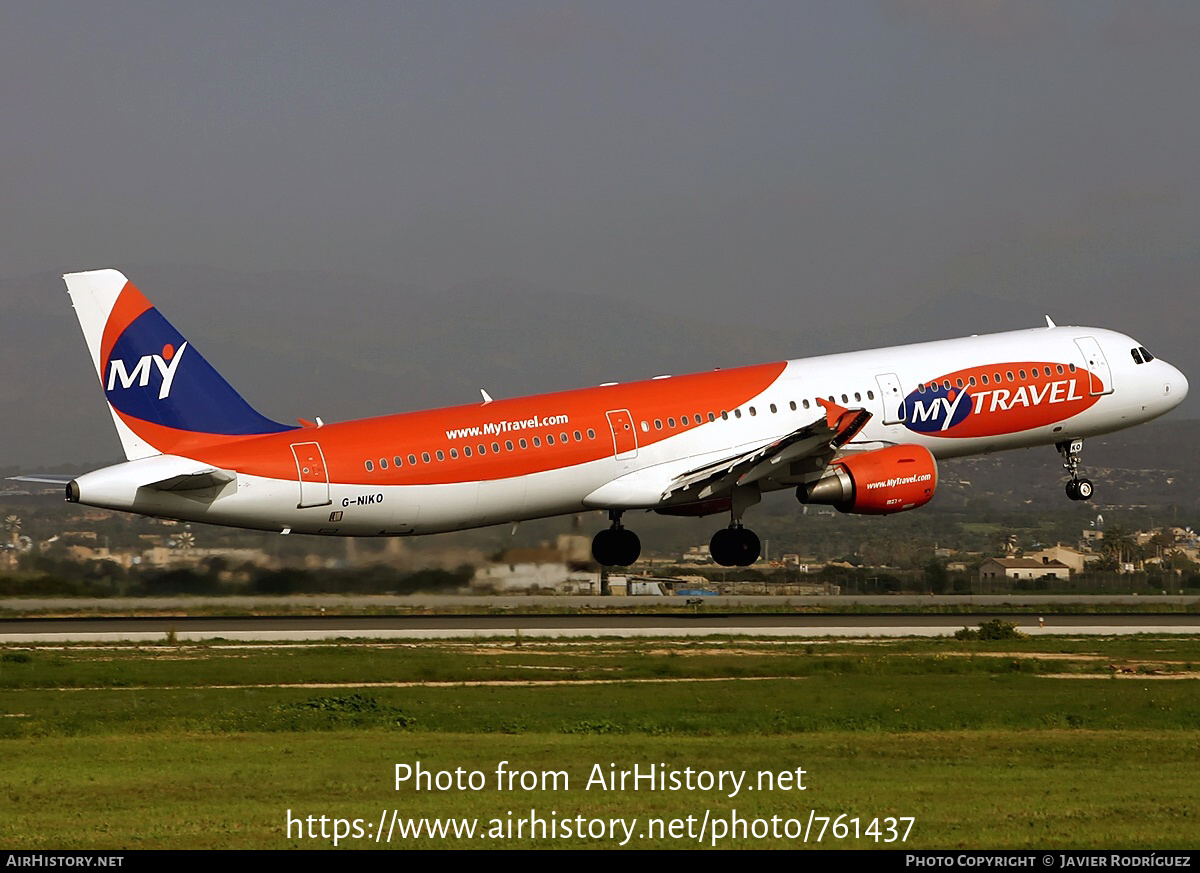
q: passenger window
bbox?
[421,452,430,463]
[867,391,874,400]
[379,458,388,470]
[408,454,417,465]
[668,417,676,427]
[707,412,715,421]
[436,450,445,461]
[641,421,649,432]
[789,401,796,411]
[364,460,374,472]
[464,446,472,457]
[747,408,755,417]
[532,437,541,447]
[519,439,528,449]
[734,409,742,419]
[654,419,663,430]
[561,432,568,443]
[505,441,514,451]
[492,443,500,453]
[546,434,554,445]
[394,456,403,467]
[587,428,596,439]
[573,431,582,441]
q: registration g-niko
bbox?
[21,270,1188,568]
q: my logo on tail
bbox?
[106,342,189,400]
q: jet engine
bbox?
[798,445,937,515]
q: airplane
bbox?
[26,269,1189,567]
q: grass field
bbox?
[2,635,1199,849]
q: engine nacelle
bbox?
[798,445,938,515]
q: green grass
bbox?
[1,637,1198,848]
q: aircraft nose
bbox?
[1164,362,1188,406]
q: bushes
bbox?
[954,619,1026,641]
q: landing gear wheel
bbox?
[591,527,641,566]
[732,528,761,567]
[613,528,641,566]
[1065,478,1094,501]
[710,528,739,567]
[592,528,618,565]
[709,526,761,567]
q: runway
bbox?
[2,611,1199,642]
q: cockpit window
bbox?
[1140,346,1155,362]
[1131,348,1144,364]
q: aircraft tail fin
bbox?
[64,269,295,460]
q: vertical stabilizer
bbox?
[64,269,295,460]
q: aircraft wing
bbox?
[661,399,871,503]
[7,475,76,485]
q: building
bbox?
[1022,544,1094,574]
[979,557,1071,583]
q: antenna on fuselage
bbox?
[1044,315,1057,329]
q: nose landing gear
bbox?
[1057,439,1094,502]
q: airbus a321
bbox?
[33,270,1189,567]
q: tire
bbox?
[733,528,761,566]
[709,528,739,567]
[591,529,618,566]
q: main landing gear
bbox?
[1057,438,1094,502]
[590,510,764,568]
[709,524,760,567]
[591,510,641,567]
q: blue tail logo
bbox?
[102,290,295,438]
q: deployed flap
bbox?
[662,400,871,503]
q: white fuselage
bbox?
[71,324,1188,537]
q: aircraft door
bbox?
[875,373,907,425]
[1074,337,1114,396]
[290,441,332,508]
[605,409,638,460]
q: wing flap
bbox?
[663,399,872,502]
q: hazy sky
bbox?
[3,1,1198,331]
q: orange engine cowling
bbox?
[798,445,938,515]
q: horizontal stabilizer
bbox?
[7,475,76,485]
[145,468,236,492]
